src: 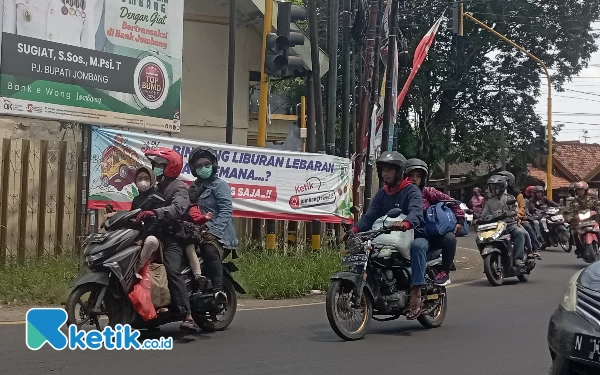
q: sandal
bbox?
[406,289,422,320]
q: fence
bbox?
[0,138,83,266]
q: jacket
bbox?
[354,178,425,237]
[189,177,238,250]
[154,178,191,221]
[422,187,465,225]
[516,193,526,221]
[529,196,559,214]
[564,196,600,224]
[470,195,485,215]
[480,192,518,226]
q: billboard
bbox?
[0,0,183,132]
[88,127,354,223]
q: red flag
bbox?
[396,16,443,109]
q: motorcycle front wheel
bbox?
[66,283,125,330]
[326,280,372,341]
[558,229,571,252]
[483,253,504,286]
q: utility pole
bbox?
[499,90,506,170]
[352,0,380,219]
[308,0,326,153]
[326,0,340,155]
[225,0,236,144]
[340,0,351,158]
[381,0,397,153]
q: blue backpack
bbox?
[425,202,457,236]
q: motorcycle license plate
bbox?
[551,215,563,221]
[341,253,368,266]
[86,232,109,243]
[571,334,600,363]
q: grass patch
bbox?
[0,254,80,306]
[234,243,342,299]
[0,243,344,305]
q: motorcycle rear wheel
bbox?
[417,290,447,328]
[483,253,504,286]
[326,280,372,341]
[194,278,237,332]
[66,283,124,330]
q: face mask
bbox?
[196,167,213,179]
[137,181,151,192]
[153,167,164,177]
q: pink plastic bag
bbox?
[128,263,157,321]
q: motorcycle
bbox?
[476,212,536,286]
[570,209,600,263]
[65,194,245,332]
[535,206,570,252]
[326,208,448,341]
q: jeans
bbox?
[410,238,429,286]
[533,219,545,242]
[521,222,541,251]
[428,232,457,273]
[506,224,526,261]
[162,237,191,316]
[201,243,224,291]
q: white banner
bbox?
[88,127,354,223]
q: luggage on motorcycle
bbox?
[371,213,414,256]
[150,244,171,308]
[425,202,457,236]
[457,220,469,237]
[128,263,157,321]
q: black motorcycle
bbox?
[476,212,536,286]
[534,206,570,252]
[66,194,245,332]
[326,208,448,341]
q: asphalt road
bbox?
[0,235,586,375]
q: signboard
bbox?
[88,127,354,223]
[0,0,183,132]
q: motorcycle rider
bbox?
[348,151,425,320]
[137,148,198,332]
[403,158,464,286]
[188,146,238,307]
[498,171,541,259]
[529,185,559,245]
[564,181,600,258]
[480,175,527,272]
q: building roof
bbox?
[527,164,571,189]
[553,141,600,181]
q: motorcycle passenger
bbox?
[404,158,464,286]
[138,148,198,332]
[529,185,558,243]
[131,166,162,273]
[480,175,528,272]
[188,146,238,307]
[564,181,600,258]
[498,171,541,259]
[348,151,425,320]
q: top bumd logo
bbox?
[139,62,165,102]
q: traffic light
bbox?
[264,1,306,77]
[452,1,463,36]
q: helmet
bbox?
[487,175,508,197]
[525,186,534,197]
[404,158,428,188]
[144,147,183,179]
[574,181,589,197]
[498,171,515,188]
[376,151,406,182]
[188,146,219,178]
[533,185,544,194]
[569,182,576,197]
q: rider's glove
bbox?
[392,221,410,232]
[136,210,155,223]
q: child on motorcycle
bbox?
[403,158,464,286]
[347,151,425,320]
[480,175,528,273]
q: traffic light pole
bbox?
[462,11,553,199]
[257,0,274,148]
[226,0,236,144]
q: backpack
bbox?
[425,202,457,236]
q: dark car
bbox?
[548,261,600,374]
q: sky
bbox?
[535,24,600,143]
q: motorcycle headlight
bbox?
[560,269,584,312]
[579,211,592,220]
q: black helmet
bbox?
[404,158,428,188]
[487,175,507,197]
[498,171,515,188]
[532,185,544,194]
[376,151,406,183]
[189,146,218,178]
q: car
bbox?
[548,262,600,374]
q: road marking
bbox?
[458,246,480,253]
[0,279,488,324]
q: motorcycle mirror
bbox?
[386,208,403,218]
